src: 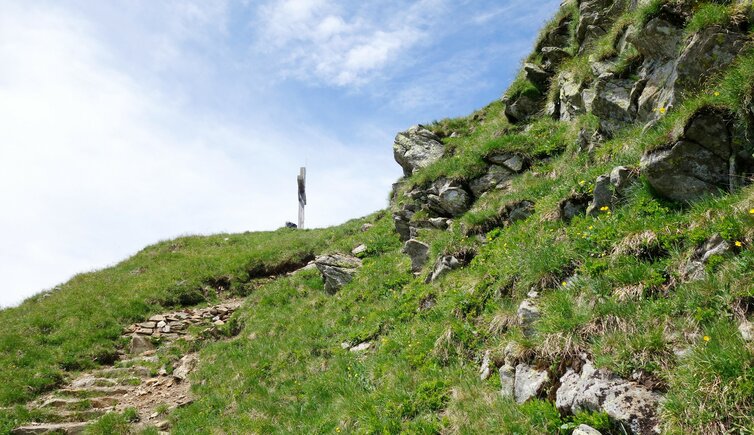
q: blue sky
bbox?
[0,0,560,307]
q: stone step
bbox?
[40,396,118,411]
[71,375,141,388]
[55,386,133,398]
[12,422,88,434]
[92,366,152,378]
[28,408,109,424]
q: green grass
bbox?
[0,219,372,407]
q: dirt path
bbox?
[12,300,243,434]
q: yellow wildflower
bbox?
[714,91,720,97]
[588,226,594,230]
[336,428,341,433]
[735,241,743,247]
[562,281,568,287]
[749,208,754,215]
[703,336,711,342]
[600,206,610,212]
[579,180,586,186]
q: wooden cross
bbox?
[297,167,306,229]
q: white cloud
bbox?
[254,0,444,86]
[0,2,398,307]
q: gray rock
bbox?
[360,223,373,232]
[591,76,636,133]
[573,424,602,435]
[350,342,372,352]
[537,15,572,53]
[556,360,661,434]
[393,209,414,242]
[683,234,732,281]
[426,179,472,217]
[504,92,543,123]
[576,0,624,48]
[541,47,571,70]
[393,125,445,177]
[486,153,526,173]
[627,18,683,60]
[560,194,591,222]
[559,71,586,121]
[427,217,450,230]
[426,255,463,283]
[469,165,514,197]
[524,63,552,91]
[500,364,516,398]
[586,175,614,217]
[129,335,154,355]
[514,363,549,404]
[506,200,536,223]
[173,354,198,381]
[315,254,363,294]
[610,166,636,195]
[480,350,492,380]
[641,109,738,201]
[517,299,540,336]
[351,244,367,256]
[740,321,754,342]
[402,239,430,273]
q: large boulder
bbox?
[393,126,445,177]
[641,108,741,201]
[556,360,661,434]
[314,254,363,294]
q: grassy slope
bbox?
[0,218,370,428]
[3,1,754,434]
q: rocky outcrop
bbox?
[314,254,363,294]
[393,126,445,177]
[641,108,743,201]
[556,360,661,434]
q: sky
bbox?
[0,0,560,308]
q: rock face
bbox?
[556,360,661,434]
[505,92,543,123]
[129,335,154,355]
[393,126,445,177]
[314,254,363,294]
[402,239,430,273]
[641,108,741,201]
